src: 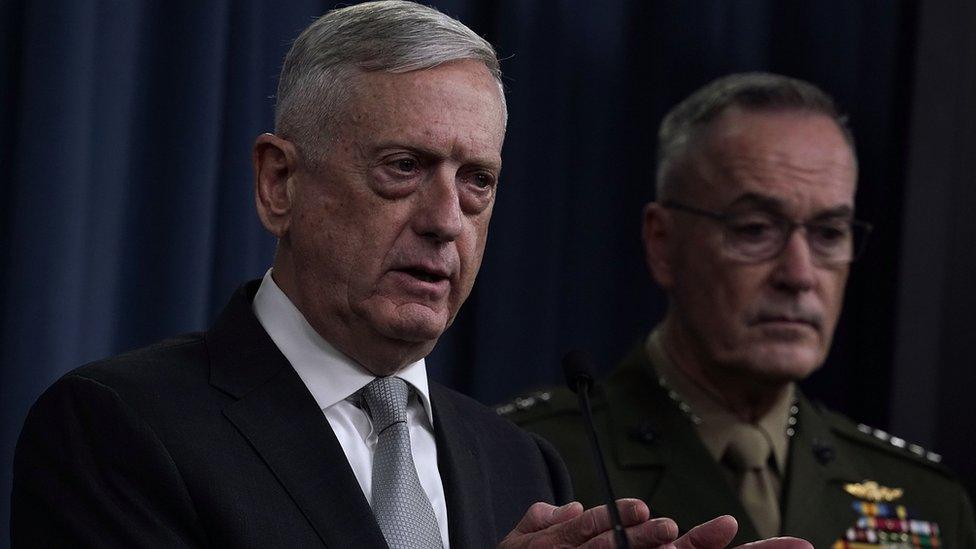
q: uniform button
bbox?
[630,423,657,444]
[812,439,836,464]
[496,403,516,415]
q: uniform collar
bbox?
[251,269,434,426]
[645,327,794,475]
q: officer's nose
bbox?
[412,167,462,242]
[770,229,817,292]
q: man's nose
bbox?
[413,167,462,242]
[771,229,817,292]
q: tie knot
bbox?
[359,376,410,432]
[724,424,771,472]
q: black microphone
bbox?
[562,350,630,549]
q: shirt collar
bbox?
[646,327,793,475]
[251,269,435,425]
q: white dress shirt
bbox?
[252,270,450,547]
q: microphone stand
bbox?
[564,352,631,549]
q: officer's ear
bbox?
[642,201,676,289]
[254,133,300,238]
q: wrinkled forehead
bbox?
[339,61,507,159]
[689,108,858,215]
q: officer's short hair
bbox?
[656,72,853,199]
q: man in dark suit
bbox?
[508,73,976,548]
[11,3,811,548]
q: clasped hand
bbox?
[499,499,812,549]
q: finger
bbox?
[511,501,585,534]
[549,498,651,545]
[579,517,679,549]
[675,515,738,548]
[735,537,813,549]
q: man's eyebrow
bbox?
[726,192,854,219]
[725,192,786,211]
[371,142,501,170]
[371,142,442,159]
[808,205,854,222]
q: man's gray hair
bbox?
[656,72,854,199]
[275,0,503,158]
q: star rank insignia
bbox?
[832,480,942,548]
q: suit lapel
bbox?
[430,384,495,548]
[208,283,387,548]
[605,346,760,544]
[781,394,862,548]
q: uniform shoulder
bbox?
[430,382,564,452]
[494,385,582,427]
[820,404,953,477]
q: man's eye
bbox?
[811,224,850,244]
[385,156,421,176]
[730,221,777,240]
[389,157,419,174]
[471,172,495,189]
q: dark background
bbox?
[2,1,973,542]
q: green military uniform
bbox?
[503,343,976,548]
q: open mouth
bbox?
[399,268,448,284]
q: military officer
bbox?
[504,73,976,548]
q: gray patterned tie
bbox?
[360,376,443,549]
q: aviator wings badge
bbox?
[844,480,904,503]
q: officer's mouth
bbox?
[752,315,821,333]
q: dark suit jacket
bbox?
[12,281,572,547]
[509,344,976,548]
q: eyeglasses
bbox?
[662,200,873,265]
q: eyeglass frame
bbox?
[661,199,873,265]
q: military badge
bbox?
[844,480,904,503]
[832,480,942,548]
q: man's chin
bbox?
[374,304,450,345]
[741,343,824,382]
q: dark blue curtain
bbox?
[889,0,976,503]
[6,0,972,542]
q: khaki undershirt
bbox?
[645,328,794,504]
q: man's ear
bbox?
[641,201,675,290]
[254,133,300,238]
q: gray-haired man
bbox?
[14,5,810,548]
